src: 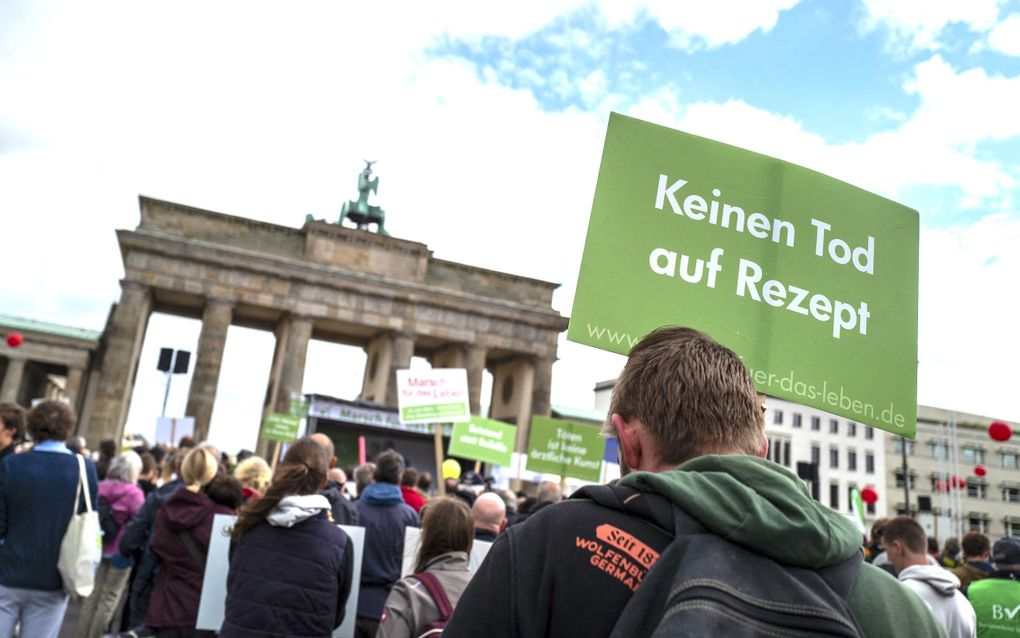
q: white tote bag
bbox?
[57,454,102,597]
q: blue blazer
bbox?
[0,450,99,591]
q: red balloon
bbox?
[951,475,961,489]
[975,465,987,477]
[5,332,22,348]
[861,486,878,505]
[990,421,1013,442]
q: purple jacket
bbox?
[147,487,233,630]
[99,479,144,557]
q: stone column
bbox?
[361,333,415,405]
[64,366,85,410]
[0,357,26,404]
[64,365,86,416]
[384,333,415,406]
[466,345,487,417]
[257,315,312,458]
[271,316,313,414]
[531,357,554,419]
[185,299,233,442]
[81,282,152,446]
[488,358,536,453]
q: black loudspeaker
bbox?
[157,348,174,372]
[796,461,819,482]
[918,496,932,512]
[173,350,191,374]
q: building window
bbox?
[827,419,838,434]
[865,452,875,474]
[830,483,840,510]
[1006,519,1020,536]
[1002,487,1020,503]
[847,450,858,472]
[847,422,857,437]
[967,482,988,499]
[793,413,802,428]
[866,501,875,515]
[968,516,990,533]
[829,447,839,469]
[811,416,820,431]
[811,445,820,465]
[893,439,915,455]
[773,410,784,425]
[1001,452,1018,470]
[768,437,792,468]
[895,470,916,489]
[928,441,949,460]
[963,447,985,465]
[865,426,874,440]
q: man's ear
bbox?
[757,432,769,459]
[499,518,508,533]
[329,456,337,470]
[611,413,642,472]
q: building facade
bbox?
[886,405,1020,542]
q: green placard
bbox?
[447,416,516,466]
[289,398,309,418]
[400,403,468,423]
[526,416,604,482]
[261,412,301,442]
[569,113,919,437]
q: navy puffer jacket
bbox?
[221,502,353,638]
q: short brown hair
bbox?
[881,516,927,555]
[416,497,473,573]
[401,467,419,488]
[962,531,991,558]
[0,402,26,443]
[606,326,763,465]
[26,401,75,443]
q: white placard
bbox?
[400,526,493,577]
[155,416,195,445]
[196,514,365,638]
[396,368,470,424]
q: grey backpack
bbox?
[572,484,864,638]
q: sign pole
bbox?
[270,440,282,472]
[434,423,446,496]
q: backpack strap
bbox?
[414,571,453,621]
[177,530,206,572]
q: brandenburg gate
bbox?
[79,194,569,453]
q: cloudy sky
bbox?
[2,1,1019,452]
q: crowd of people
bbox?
[0,326,1019,637]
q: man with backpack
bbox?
[444,326,945,638]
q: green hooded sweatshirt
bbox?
[619,454,947,638]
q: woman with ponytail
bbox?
[146,446,232,637]
[219,437,354,638]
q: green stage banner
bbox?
[526,416,605,482]
[447,416,516,467]
[261,412,301,442]
[569,113,919,437]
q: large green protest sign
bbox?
[526,416,605,482]
[447,416,516,466]
[261,412,301,442]
[569,113,919,437]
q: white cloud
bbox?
[599,0,801,49]
[988,13,1020,56]
[860,0,1003,51]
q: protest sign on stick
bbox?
[526,416,605,482]
[569,113,919,437]
[397,368,471,496]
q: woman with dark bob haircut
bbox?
[0,401,99,638]
[377,496,474,638]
